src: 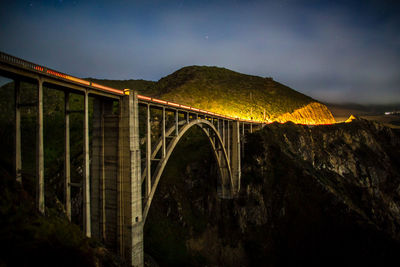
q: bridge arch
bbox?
[142,118,233,223]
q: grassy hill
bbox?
[92,66,336,124]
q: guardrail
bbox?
[0,51,124,95]
[0,51,262,124]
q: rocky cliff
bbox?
[145,118,400,266]
[275,102,336,124]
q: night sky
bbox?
[1,0,399,104]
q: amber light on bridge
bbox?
[92,83,124,95]
[46,69,91,86]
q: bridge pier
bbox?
[91,97,119,245]
[83,91,91,237]
[14,80,22,184]
[64,92,71,220]
[231,120,241,194]
[118,91,143,266]
[36,78,44,214]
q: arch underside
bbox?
[142,118,233,223]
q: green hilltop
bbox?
[91,66,335,124]
[0,65,335,124]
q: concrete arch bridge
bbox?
[0,51,263,266]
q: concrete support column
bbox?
[91,98,103,239]
[146,104,151,197]
[222,120,225,145]
[118,91,143,267]
[14,80,22,184]
[175,110,179,136]
[36,78,44,214]
[227,121,230,163]
[217,142,231,199]
[162,107,166,158]
[103,103,119,247]
[64,92,71,220]
[241,122,245,160]
[231,120,241,194]
[83,90,91,237]
[91,98,119,247]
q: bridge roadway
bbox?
[0,51,263,266]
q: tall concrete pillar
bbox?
[175,110,179,136]
[91,98,119,246]
[217,149,231,199]
[36,78,44,214]
[216,121,231,199]
[241,122,245,160]
[103,104,119,247]
[231,120,241,194]
[64,92,71,220]
[83,91,91,237]
[162,107,166,158]
[91,98,103,240]
[14,80,22,184]
[118,91,143,267]
[222,120,225,145]
[146,104,151,197]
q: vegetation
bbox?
[0,65,336,265]
[144,119,400,266]
[91,66,335,123]
[144,127,213,266]
[0,162,122,266]
[153,66,320,121]
[0,81,124,266]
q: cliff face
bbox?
[243,119,400,241]
[266,120,400,240]
[144,119,400,266]
[275,102,336,124]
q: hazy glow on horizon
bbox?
[1,0,399,104]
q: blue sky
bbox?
[1,0,399,104]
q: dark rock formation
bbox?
[145,119,400,266]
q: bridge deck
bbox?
[0,51,262,124]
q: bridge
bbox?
[0,51,263,266]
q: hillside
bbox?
[153,66,335,124]
[92,66,336,124]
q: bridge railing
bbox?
[0,51,44,72]
[136,94,264,124]
[1,51,264,124]
[0,51,124,96]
